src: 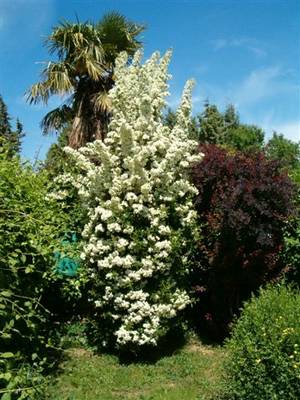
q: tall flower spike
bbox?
[132,49,143,66]
[175,79,195,132]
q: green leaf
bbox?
[0,372,12,381]
[0,352,14,358]
[1,392,12,400]
[0,291,12,298]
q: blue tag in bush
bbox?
[56,255,79,277]
[54,232,80,277]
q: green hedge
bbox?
[0,153,73,398]
[224,284,300,400]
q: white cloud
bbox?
[228,66,299,108]
[190,66,294,111]
[247,46,266,57]
[193,62,299,114]
[189,66,300,143]
[211,37,267,57]
[192,64,208,75]
[212,39,228,50]
[263,121,300,142]
[232,66,281,106]
[192,94,205,105]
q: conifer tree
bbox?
[0,95,24,157]
[198,101,225,144]
[0,95,12,143]
[223,104,239,130]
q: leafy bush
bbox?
[59,51,202,351]
[224,124,264,152]
[194,102,264,151]
[191,145,295,336]
[282,189,300,286]
[0,152,77,398]
[224,284,300,400]
[265,132,300,171]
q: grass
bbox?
[46,337,226,400]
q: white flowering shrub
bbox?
[63,50,203,349]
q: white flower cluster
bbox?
[62,50,203,348]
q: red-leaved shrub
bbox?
[192,145,295,338]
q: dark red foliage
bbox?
[191,144,295,338]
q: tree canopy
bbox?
[164,102,265,152]
[266,132,300,170]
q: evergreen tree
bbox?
[0,95,12,144]
[223,104,239,130]
[223,104,264,151]
[198,101,225,144]
[11,119,25,155]
[0,95,24,157]
[197,102,264,151]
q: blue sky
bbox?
[0,0,299,160]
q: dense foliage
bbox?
[282,188,300,286]
[197,102,225,144]
[191,144,295,335]
[264,133,300,288]
[198,103,265,150]
[57,50,202,351]
[266,132,300,171]
[224,124,264,152]
[43,125,71,176]
[224,284,300,400]
[0,151,80,398]
[164,102,265,151]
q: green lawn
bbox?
[46,339,226,400]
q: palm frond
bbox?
[47,21,95,53]
[46,62,74,93]
[27,62,74,104]
[47,21,104,64]
[26,82,50,104]
[96,12,145,64]
[92,91,112,112]
[41,105,74,135]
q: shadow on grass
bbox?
[47,315,227,369]
[46,320,189,372]
[192,320,231,347]
[116,327,188,365]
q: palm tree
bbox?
[27,12,144,148]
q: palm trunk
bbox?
[68,79,112,148]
